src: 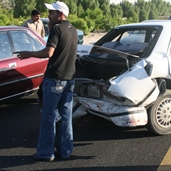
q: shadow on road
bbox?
[1,97,168,171]
[0,98,156,150]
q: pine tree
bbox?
[13,0,36,18]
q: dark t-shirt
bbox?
[45,20,78,80]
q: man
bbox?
[22,10,45,38]
[15,1,78,161]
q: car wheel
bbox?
[146,90,171,135]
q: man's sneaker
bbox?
[32,153,55,162]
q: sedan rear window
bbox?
[10,31,43,52]
[0,32,12,60]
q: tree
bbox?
[85,16,95,32]
[134,0,150,16]
[77,4,84,17]
[139,9,148,22]
[110,4,118,18]
[1,0,171,34]
[116,5,124,18]
[0,14,11,25]
[98,0,110,16]
[36,0,54,12]
[0,0,14,9]
[78,0,99,10]
[151,0,168,16]
[148,10,157,20]
[120,0,133,17]
[126,9,139,22]
[13,0,36,18]
[71,18,89,35]
[68,0,77,15]
[80,8,103,30]
[110,4,123,19]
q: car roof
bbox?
[141,20,171,23]
[0,26,31,31]
[0,26,46,45]
[41,18,49,22]
[116,20,171,29]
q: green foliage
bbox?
[148,11,157,20]
[120,0,134,17]
[67,0,77,15]
[71,18,90,35]
[0,15,10,25]
[36,0,54,13]
[99,0,110,15]
[127,9,139,22]
[40,12,48,18]
[139,9,148,22]
[68,14,78,21]
[0,0,171,34]
[101,16,115,31]
[85,17,95,32]
[77,4,84,17]
[10,16,25,26]
[80,8,103,31]
[77,0,100,10]
[13,0,36,18]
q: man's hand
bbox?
[13,51,32,60]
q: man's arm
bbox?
[14,46,55,60]
[41,21,45,38]
[41,26,45,38]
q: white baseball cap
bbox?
[44,1,69,17]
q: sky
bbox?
[110,0,171,4]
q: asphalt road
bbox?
[0,95,171,171]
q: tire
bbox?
[146,89,171,135]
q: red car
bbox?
[0,26,48,103]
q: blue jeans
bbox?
[36,76,74,159]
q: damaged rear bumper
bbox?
[74,97,148,127]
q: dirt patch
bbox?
[83,32,107,45]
